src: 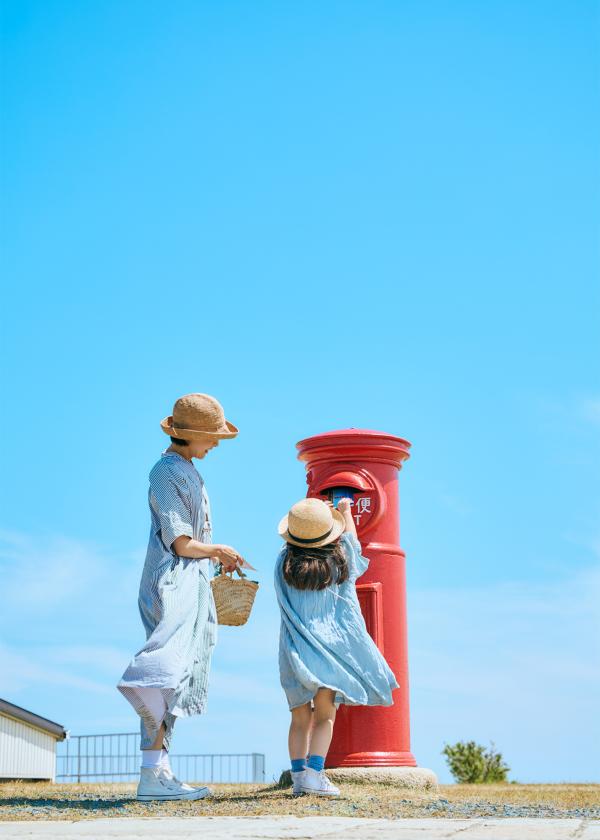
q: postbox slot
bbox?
[356,582,384,653]
[322,486,357,508]
[315,471,372,516]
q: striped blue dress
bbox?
[117,451,217,750]
[275,533,399,710]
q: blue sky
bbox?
[1,0,599,783]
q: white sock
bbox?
[160,749,171,771]
[141,749,162,769]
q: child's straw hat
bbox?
[161,393,238,440]
[279,498,345,548]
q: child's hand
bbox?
[337,497,358,538]
[337,498,354,514]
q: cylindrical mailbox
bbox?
[296,428,417,768]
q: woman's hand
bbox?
[211,544,244,572]
[171,536,246,568]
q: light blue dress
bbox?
[117,451,217,750]
[275,532,399,710]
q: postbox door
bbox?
[356,582,384,653]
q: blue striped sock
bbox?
[307,755,325,772]
[291,759,305,773]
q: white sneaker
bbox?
[298,766,340,797]
[291,769,305,796]
[160,765,208,793]
[136,767,211,801]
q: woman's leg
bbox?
[148,721,166,751]
[288,702,312,762]
[139,721,166,769]
[137,687,167,757]
[307,688,336,761]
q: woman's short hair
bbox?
[170,436,189,446]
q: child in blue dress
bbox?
[274,496,398,796]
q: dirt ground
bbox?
[0,781,598,822]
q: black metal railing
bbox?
[56,733,265,783]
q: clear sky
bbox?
[1,1,599,783]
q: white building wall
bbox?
[0,713,57,780]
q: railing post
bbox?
[77,737,81,784]
[251,753,265,783]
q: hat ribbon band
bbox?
[172,421,224,433]
[288,525,334,545]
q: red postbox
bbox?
[296,428,416,768]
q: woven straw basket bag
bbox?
[211,567,259,626]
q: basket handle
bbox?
[220,565,247,579]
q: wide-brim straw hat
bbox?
[161,393,239,440]
[278,497,345,549]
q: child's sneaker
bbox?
[298,766,340,797]
[291,769,305,796]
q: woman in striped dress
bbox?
[118,393,244,802]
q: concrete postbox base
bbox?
[324,765,439,789]
[278,766,438,790]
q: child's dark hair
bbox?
[283,541,348,590]
[170,436,189,446]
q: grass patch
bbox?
[0,780,597,822]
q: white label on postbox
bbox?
[354,495,372,527]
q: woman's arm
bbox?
[171,536,243,571]
[337,498,358,539]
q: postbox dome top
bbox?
[296,428,411,467]
[297,428,411,444]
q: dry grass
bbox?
[0,780,598,822]
[443,783,600,809]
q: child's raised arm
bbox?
[336,498,358,539]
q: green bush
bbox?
[442,740,510,783]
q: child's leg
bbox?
[288,702,312,766]
[307,688,337,768]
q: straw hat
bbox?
[160,393,238,440]
[278,498,345,548]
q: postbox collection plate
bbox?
[307,464,384,536]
